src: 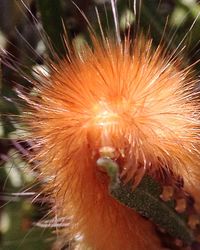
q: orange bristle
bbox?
[25,35,200,249]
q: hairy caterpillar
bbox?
[1,0,200,249]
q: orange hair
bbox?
[26,37,200,249]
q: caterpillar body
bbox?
[1,0,200,249]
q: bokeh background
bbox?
[0,0,200,249]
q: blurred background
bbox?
[0,0,200,249]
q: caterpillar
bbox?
[1,0,200,249]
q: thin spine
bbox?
[110,0,121,44]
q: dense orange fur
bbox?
[27,37,200,249]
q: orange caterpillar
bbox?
[25,31,200,249]
[7,1,200,249]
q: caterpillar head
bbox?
[29,37,200,211]
[18,26,200,250]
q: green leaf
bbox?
[111,176,194,245]
[97,157,195,245]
